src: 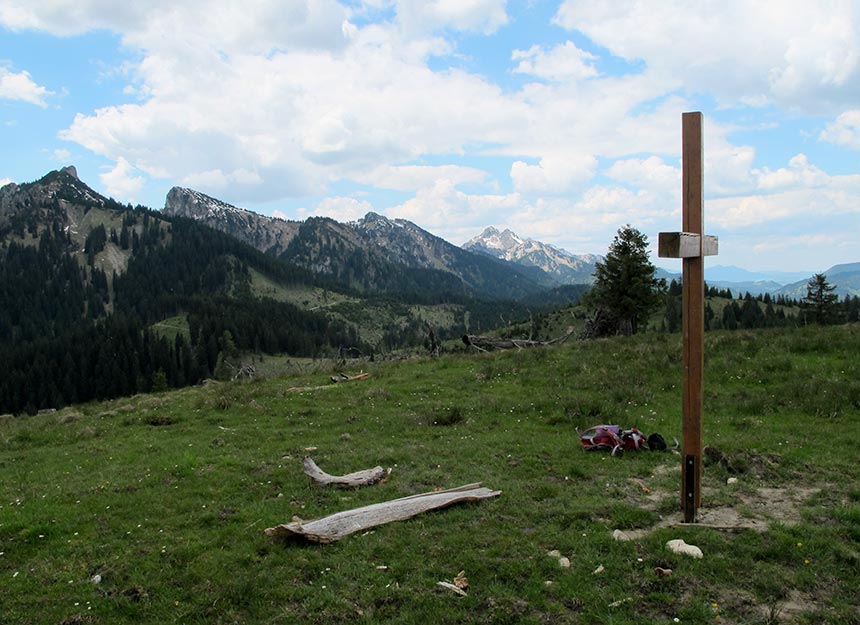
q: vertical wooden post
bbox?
[681,112,704,522]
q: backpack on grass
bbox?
[578,425,648,457]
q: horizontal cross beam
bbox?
[658,232,719,259]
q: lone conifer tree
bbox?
[802,273,839,325]
[585,225,664,336]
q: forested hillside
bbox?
[0,169,586,415]
[0,170,362,414]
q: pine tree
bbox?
[802,273,840,325]
[584,225,664,336]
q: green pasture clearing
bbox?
[247,268,355,310]
[151,315,191,343]
[1,324,859,624]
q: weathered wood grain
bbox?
[265,483,501,543]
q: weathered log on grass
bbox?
[303,456,389,488]
[462,328,574,351]
[285,372,371,393]
[329,372,370,383]
[264,483,501,543]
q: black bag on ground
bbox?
[647,433,667,451]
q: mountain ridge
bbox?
[463,226,600,284]
[164,187,557,300]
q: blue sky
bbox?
[1,0,858,272]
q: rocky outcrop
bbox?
[163,187,301,256]
[463,226,600,284]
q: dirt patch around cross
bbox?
[616,459,819,538]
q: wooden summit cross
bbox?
[658,112,718,523]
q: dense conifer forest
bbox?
[0,207,361,415]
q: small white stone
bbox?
[666,539,703,558]
[558,557,571,569]
[90,574,102,584]
[612,529,632,541]
[727,477,738,485]
[593,564,605,575]
[547,549,561,558]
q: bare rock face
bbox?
[463,226,600,284]
[163,186,300,256]
[161,186,556,299]
[0,166,100,225]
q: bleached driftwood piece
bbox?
[264,483,501,543]
[303,456,389,488]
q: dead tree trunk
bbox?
[462,327,574,351]
[303,457,389,488]
[427,323,441,357]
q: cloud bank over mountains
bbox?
[1,0,858,271]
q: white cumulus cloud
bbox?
[755,154,829,191]
[510,153,597,196]
[361,164,488,191]
[394,0,508,35]
[298,196,375,222]
[553,0,860,113]
[820,110,860,150]
[100,157,145,201]
[0,66,52,107]
[512,41,598,82]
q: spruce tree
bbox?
[585,225,664,336]
[802,273,840,325]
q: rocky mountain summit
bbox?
[164,187,300,256]
[463,226,600,284]
[163,188,556,299]
[1,166,105,224]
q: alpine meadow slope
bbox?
[1,324,859,623]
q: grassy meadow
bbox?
[1,324,859,624]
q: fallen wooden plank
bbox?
[303,456,389,488]
[264,483,501,543]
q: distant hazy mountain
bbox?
[655,262,860,298]
[463,226,600,284]
[704,265,812,285]
[164,188,555,300]
[776,263,860,298]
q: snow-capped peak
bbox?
[463,226,600,284]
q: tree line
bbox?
[585,225,858,337]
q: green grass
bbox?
[151,315,191,343]
[2,325,860,624]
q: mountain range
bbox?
[164,187,568,300]
[164,187,859,298]
[2,166,857,413]
[0,168,586,413]
[657,263,860,298]
[463,226,601,284]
